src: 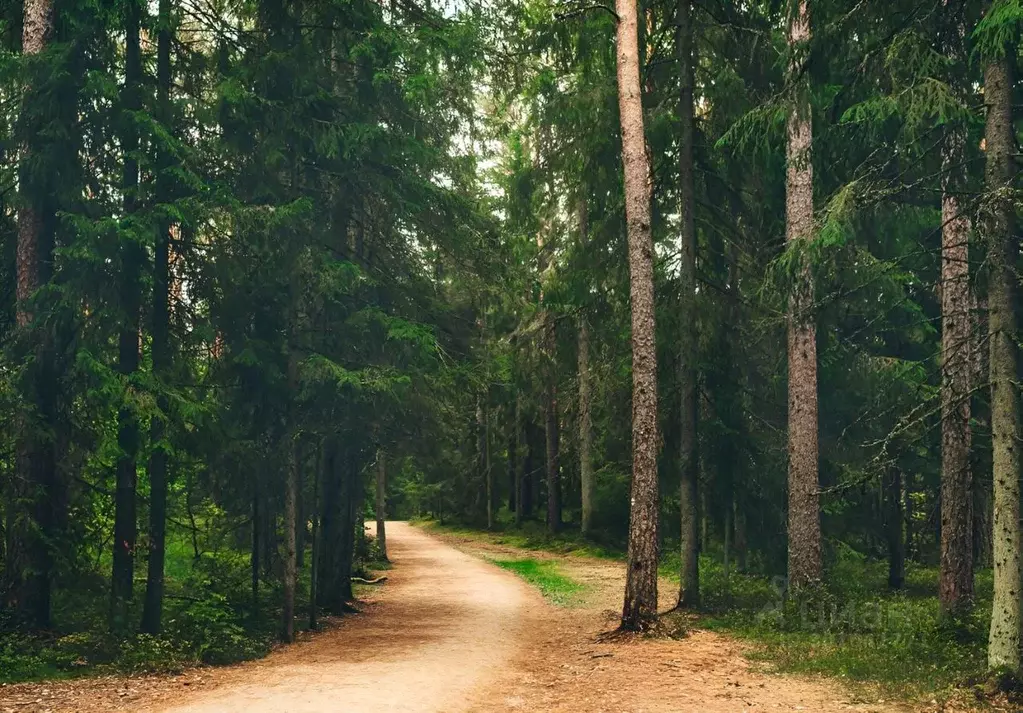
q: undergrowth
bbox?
[0,532,389,684]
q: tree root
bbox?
[352,575,388,585]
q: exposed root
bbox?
[352,575,388,585]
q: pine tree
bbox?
[617,0,660,631]
[983,32,1021,673]
[676,0,699,610]
[784,0,822,590]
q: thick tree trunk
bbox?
[111,0,144,634]
[340,448,356,603]
[676,0,699,610]
[616,0,660,631]
[375,448,388,561]
[319,439,355,612]
[141,0,173,636]
[984,53,1021,672]
[939,127,974,615]
[784,0,821,589]
[885,468,905,590]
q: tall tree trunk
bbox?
[616,0,659,631]
[545,378,561,534]
[9,0,58,631]
[508,407,517,514]
[784,0,821,589]
[485,402,493,531]
[251,484,261,620]
[984,51,1021,672]
[904,470,915,560]
[309,442,321,630]
[282,428,298,643]
[733,496,747,573]
[318,439,341,612]
[513,396,524,524]
[375,448,388,561]
[141,0,173,636]
[521,418,534,520]
[281,351,299,643]
[111,0,144,634]
[354,447,367,560]
[939,126,974,614]
[578,198,595,537]
[676,0,699,610]
[885,468,905,590]
[578,316,594,536]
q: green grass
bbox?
[417,518,621,560]
[491,558,584,606]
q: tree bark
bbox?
[521,418,535,520]
[733,496,747,573]
[577,197,595,537]
[251,484,261,620]
[282,426,298,643]
[784,0,822,590]
[984,52,1021,672]
[508,408,517,514]
[141,0,173,636]
[9,0,58,631]
[545,375,561,534]
[376,448,388,561]
[309,442,321,630]
[485,402,493,531]
[939,126,974,615]
[111,0,144,634]
[676,0,699,610]
[513,395,524,524]
[578,315,594,536]
[616,0,660,630]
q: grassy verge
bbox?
[415,518,621,559]
[416,518,990,701]
[491,558,584,606]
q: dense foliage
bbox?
[2,0,1023,692]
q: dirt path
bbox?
[426,528,957,713]
[153,521,537,712]
[1,522,977,712]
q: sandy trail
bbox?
[1,522,981,712]
[152,521,537,713]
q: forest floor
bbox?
[0,522,985,713]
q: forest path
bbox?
[148,521,537,713]
[2,523,970,712]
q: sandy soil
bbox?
[1,522,981,713]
